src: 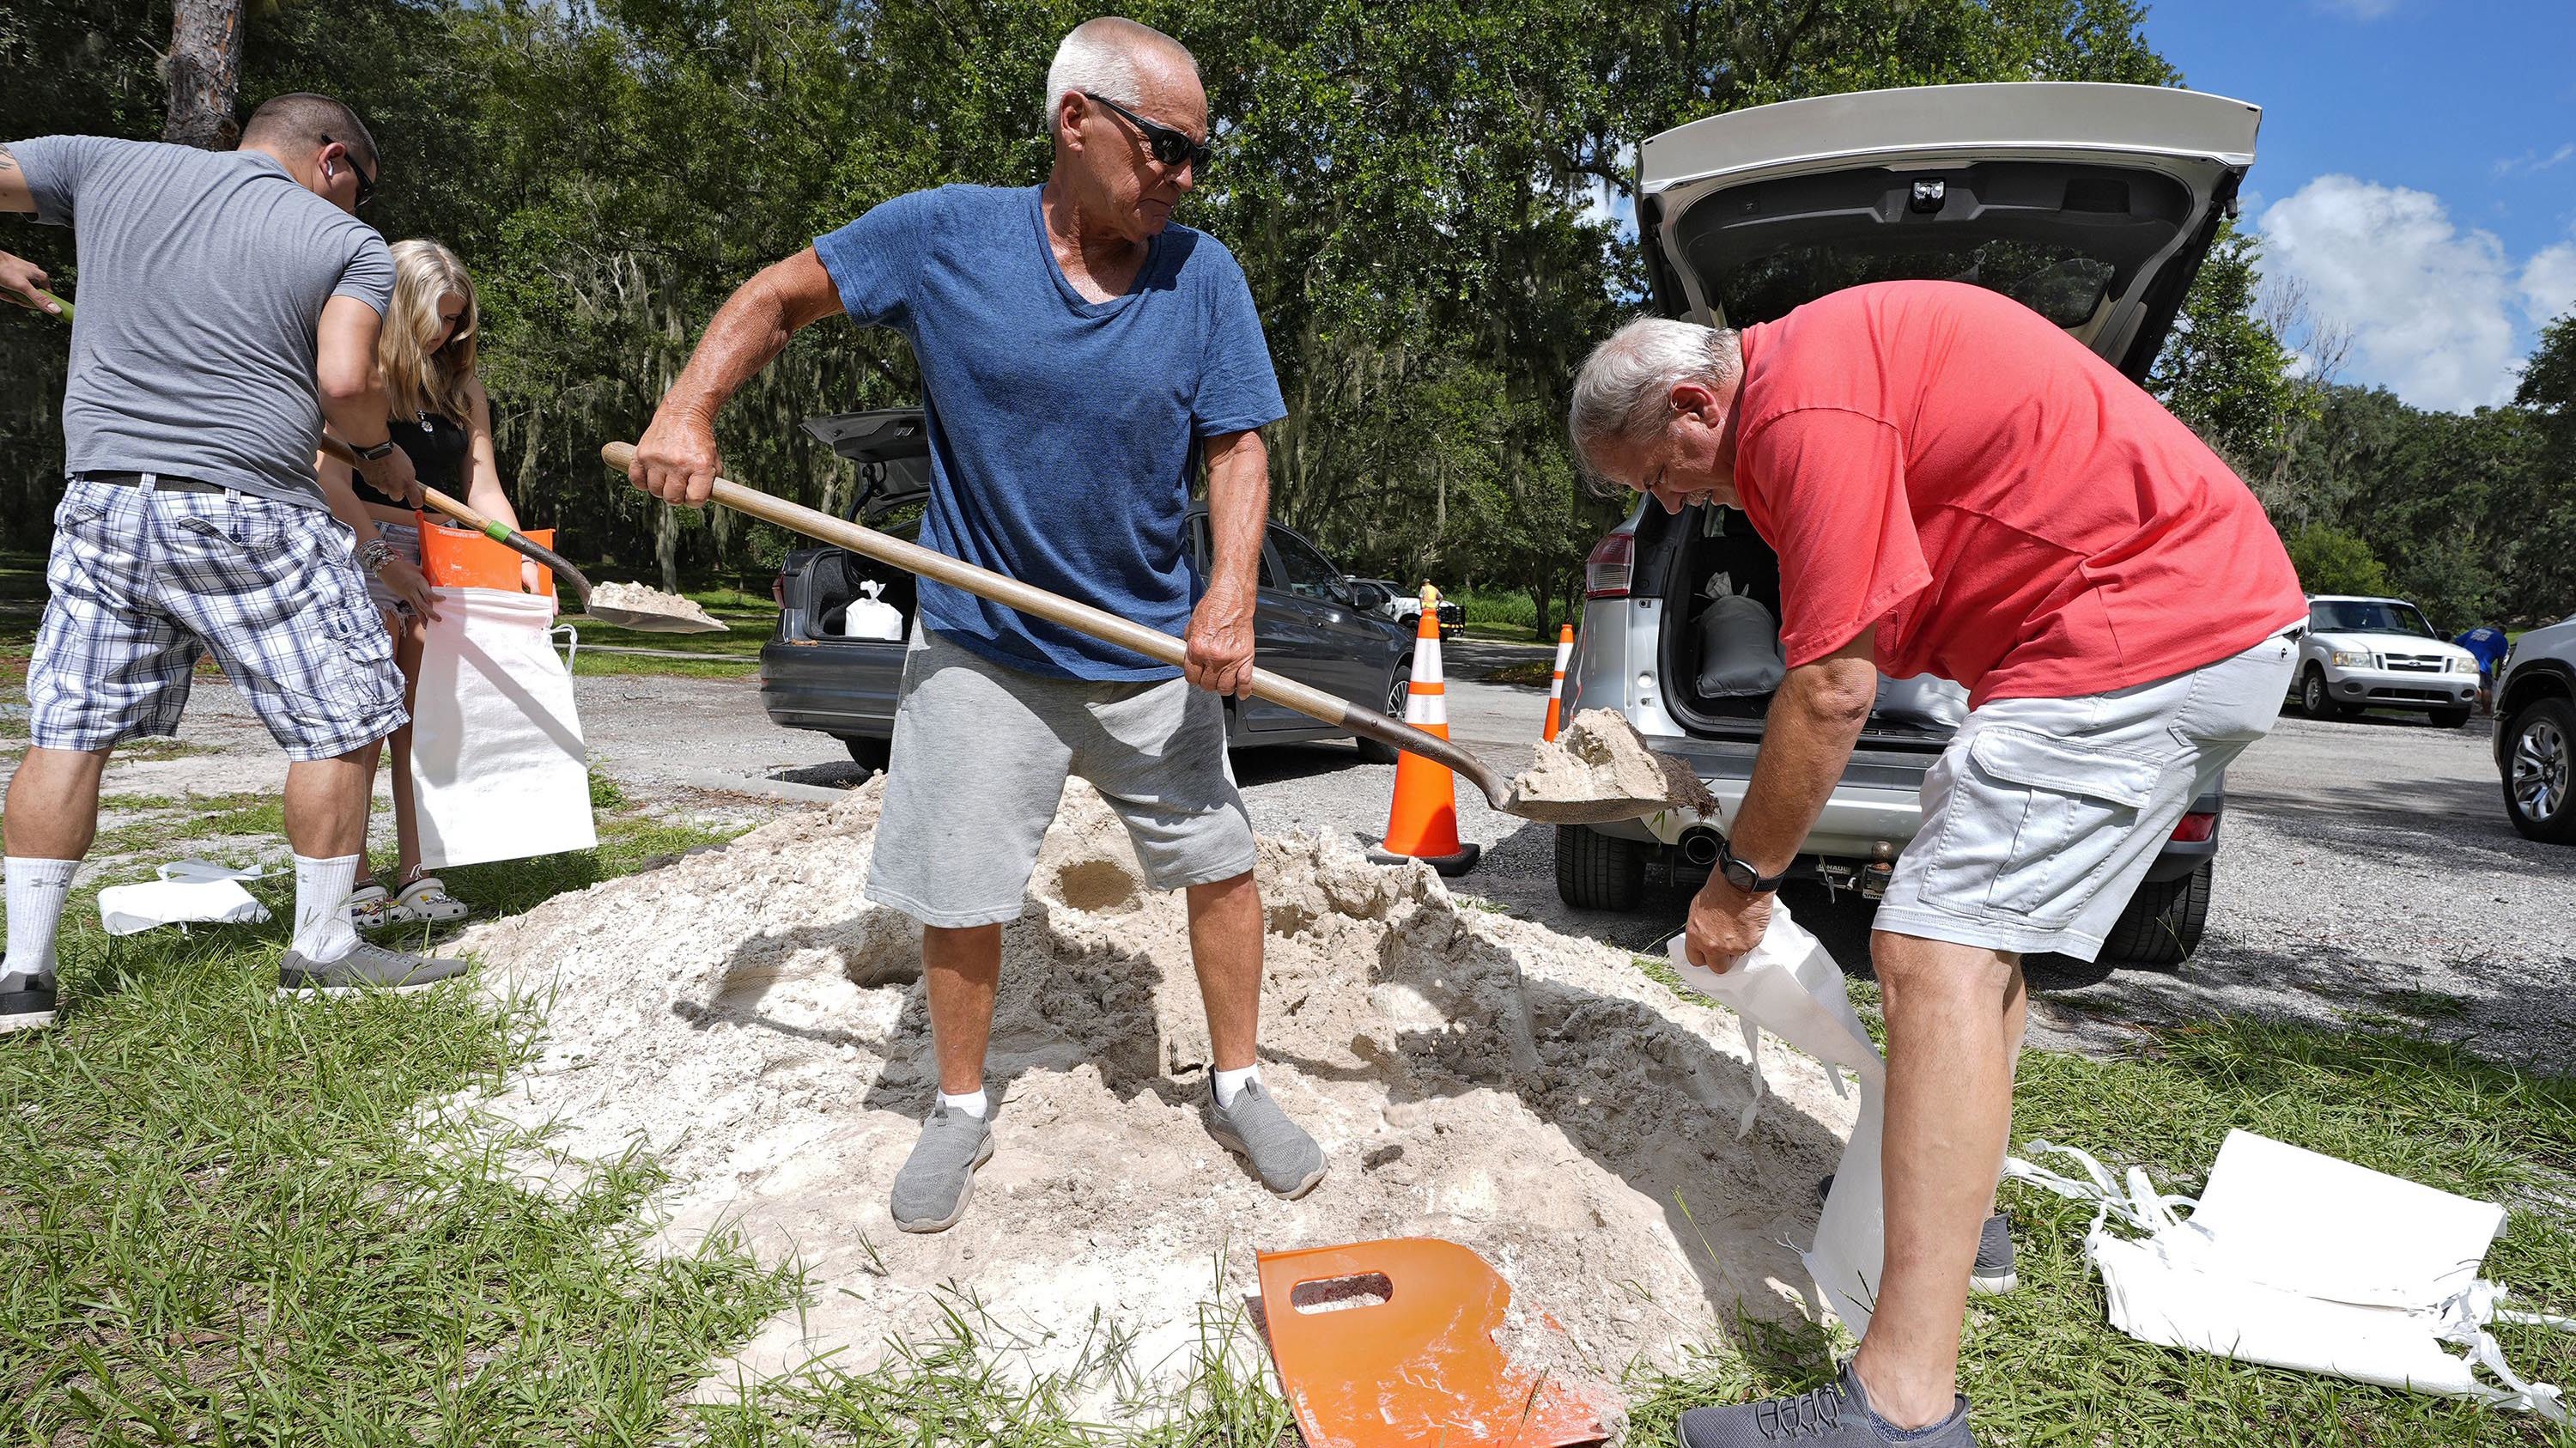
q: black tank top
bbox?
[353,410,468,508]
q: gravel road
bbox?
[17,639,2571,1073]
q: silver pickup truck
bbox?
[1557,81,2265,966]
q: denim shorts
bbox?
[864,625,1257,928]
[1872,629,2300,962]
[28,476,406,762]
[361,520,424,617]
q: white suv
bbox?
[2291,595,2481,727]
[1558,81,2261,967]
[2494,616,2576,843]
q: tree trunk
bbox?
[655,502,681,594]
[164,0,247,150]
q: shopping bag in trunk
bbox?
[411,585,595,867]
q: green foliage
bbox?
[2283,523,2390,598]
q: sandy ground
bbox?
[447,777,1861,1427]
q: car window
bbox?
[1268,526,1343,601]
[2312,599,2436,638]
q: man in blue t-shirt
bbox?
[630,17,1318,1232]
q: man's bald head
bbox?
[1044,16,1198,125]
[240,93,378,173]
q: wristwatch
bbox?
[355,538,395,574]
[1715,837,1787,895]
[352,436,399,462]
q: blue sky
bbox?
[2139,0,2576,409]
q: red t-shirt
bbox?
[1729,281,2305,706]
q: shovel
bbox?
[599,441,1698,824]
[313,435,725,634]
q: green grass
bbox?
[0,806,793,1445]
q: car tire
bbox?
[2501,697,2576,844]
[1555,824,1646,911]
[841,735,891,774]
[1355,660,1410,765]
[2096,861,2212,969]
[2427,705,2472,729]
[2300,666,2347,720]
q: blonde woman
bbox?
[318,239,538,927]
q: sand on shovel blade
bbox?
[444,777,1859,1430]
[585,581,728,633]
[1505,708,1719,824]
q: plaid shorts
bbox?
[29,476,407,762]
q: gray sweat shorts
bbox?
[863,625,1258,928]
[1872,627,2300,962]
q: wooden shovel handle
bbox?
[599,441,1511,804]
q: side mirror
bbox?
[1348,581,1386,611]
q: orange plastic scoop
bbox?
[1255,1238,1607,1448]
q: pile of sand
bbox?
[584,581,726,631]
[451,782,1856,1420]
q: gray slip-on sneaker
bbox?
[1817,1176,2015,1296]
[1,972,57,1034]
[1675,1362,1975,1447]
[277,942,468,997]
[891,1103,994,1234]
[1205,1077,1326,1198]
[1970,1208,2017,1295]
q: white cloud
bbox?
[2494,141,2576,178]
[2525,242,2576,326]
[2257,174,2566,411]
[2314,0,2399,17]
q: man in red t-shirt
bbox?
[1571,281,2303,1446]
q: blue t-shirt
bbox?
[813,185,1285,679]
[2455,627,2510,676]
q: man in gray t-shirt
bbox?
[0,93,464,1031]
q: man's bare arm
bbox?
[315,295,417,507]
[0,144,33,215]
[630,248,845,507]
[1184,429,1270,697]
[1728,632,1881,875]
[0,146,64,315]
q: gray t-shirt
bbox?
[11,135,395,508]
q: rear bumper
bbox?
[759,639,903,739]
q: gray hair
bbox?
[1045,17,1197,132]
[1568,317,1741,485]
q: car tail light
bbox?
[2169,811,2218,843]
[1585,531,1634,599]
[772,572,787,606]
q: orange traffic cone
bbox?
[1541,623,1574,741]
[1370,587,1482,876]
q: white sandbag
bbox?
[840,579,903,640]
[1668,902,1890,1333]
[410,585,596,868]
[99,864,271,935]
[2008,1134,2573,1420]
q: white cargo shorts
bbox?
[863,625,1258,929]
[1872,629,2300,962]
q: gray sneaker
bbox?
[277,942,468,997]
[891,1103,993,1233]
[1676,1363,1974,1447]
[1205,1077,1326,1198]
[1,971,57,1034]
[1970,1209,2017,1294]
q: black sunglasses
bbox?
[320,132,376,208]
[1080,91,1213,173]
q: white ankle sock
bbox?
[292,854,363,963]
[1213,1064,1260,1107]
[940,1088,989,1120]
[3,857,78,987]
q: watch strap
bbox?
[1716,838,1785,894]
[353,437,399,461]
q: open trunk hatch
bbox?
[1638,82,2260,378]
